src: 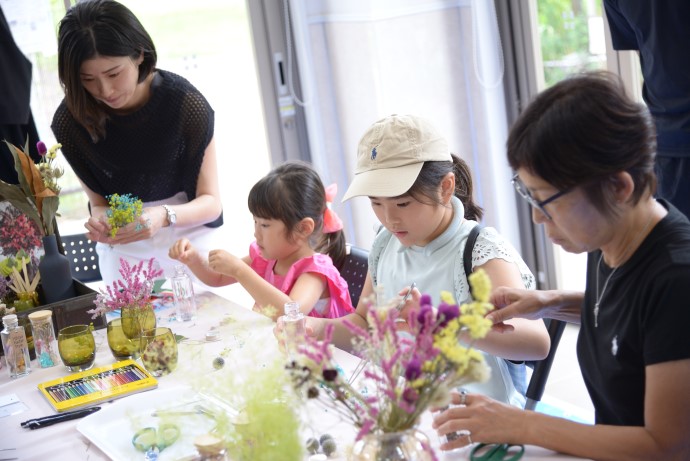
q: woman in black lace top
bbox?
[51,0,223,283]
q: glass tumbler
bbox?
[58,324,96,372]
[107,317,141,360]
[141,327,178,377]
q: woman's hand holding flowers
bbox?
[486,286,569,333]
[104,206,165,244]
[84,215,112,244]
[86,206,166,245]
[432,391,527,451]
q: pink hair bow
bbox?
[323,183,344,233]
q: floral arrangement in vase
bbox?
[0,140,70,305]
[88,257,164,318]
[105,193,143,237]
[0,140,63,237]
[287,269,494,457]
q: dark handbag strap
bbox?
[463,224,483,276]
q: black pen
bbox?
[20,406,101,430]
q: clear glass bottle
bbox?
[28,310,58,368]
[281,301,305,360]
[1,314,32,379]
[171,265,197,322]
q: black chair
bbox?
[339,244,369,308]
[524,319,568,410]
[60,233,103,283]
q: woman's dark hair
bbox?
[57,0,157,141]
[407,154,483,221]
[507,71,656,216]
[248,161,347,268]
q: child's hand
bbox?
[208,249,243,277]
[168,238,200,266]
[397,284,422,326]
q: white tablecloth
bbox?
[0,289,587,461]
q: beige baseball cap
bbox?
[342,114,451,201]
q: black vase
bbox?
[39,234,76,304]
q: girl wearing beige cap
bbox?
[306,114,550,407]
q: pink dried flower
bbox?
[87,257,163,318]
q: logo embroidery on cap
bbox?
[371,146,377,160]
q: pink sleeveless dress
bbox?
[248,242,354,318]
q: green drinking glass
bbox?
[141,327,178,377]
[107,317,141,360]
[58,324,96,372]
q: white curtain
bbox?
[285,0,522,253]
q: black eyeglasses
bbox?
[511,174,572,220]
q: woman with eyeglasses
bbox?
[433,71,690,460]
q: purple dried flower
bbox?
[437,302,460,327]
[404,357,422,381]
[36,141,47,156]
[323,368,338,382]
[416,303,434,326]
[402,387,419,404]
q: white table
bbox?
[0,289,587,460]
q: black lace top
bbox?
[51,69,222,227]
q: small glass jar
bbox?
[171,265,197,322]
[280,301,305,360]
[28,310,59,368]
[1,314,32,379]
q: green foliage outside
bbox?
[538,0,605,87]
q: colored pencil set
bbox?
[38,360,158,412]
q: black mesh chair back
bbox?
[60,233,102,283]
[339,244,369,308]
[524,319,567,410]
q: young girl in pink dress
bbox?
[169,161,354,320]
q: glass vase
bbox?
[351,428,435,461]
[39,234,76,304]
[13,291,38,312]
[121,303,156,339]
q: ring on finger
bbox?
[460,389,468,405]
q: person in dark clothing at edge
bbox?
[0,5,41,184]
[603,0,690,220]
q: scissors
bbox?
[132,423,180,460]
[470,443,525,461]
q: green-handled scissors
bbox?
[132,423,180,461]
[470,443,525,461]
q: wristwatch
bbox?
[162,204,176,228]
